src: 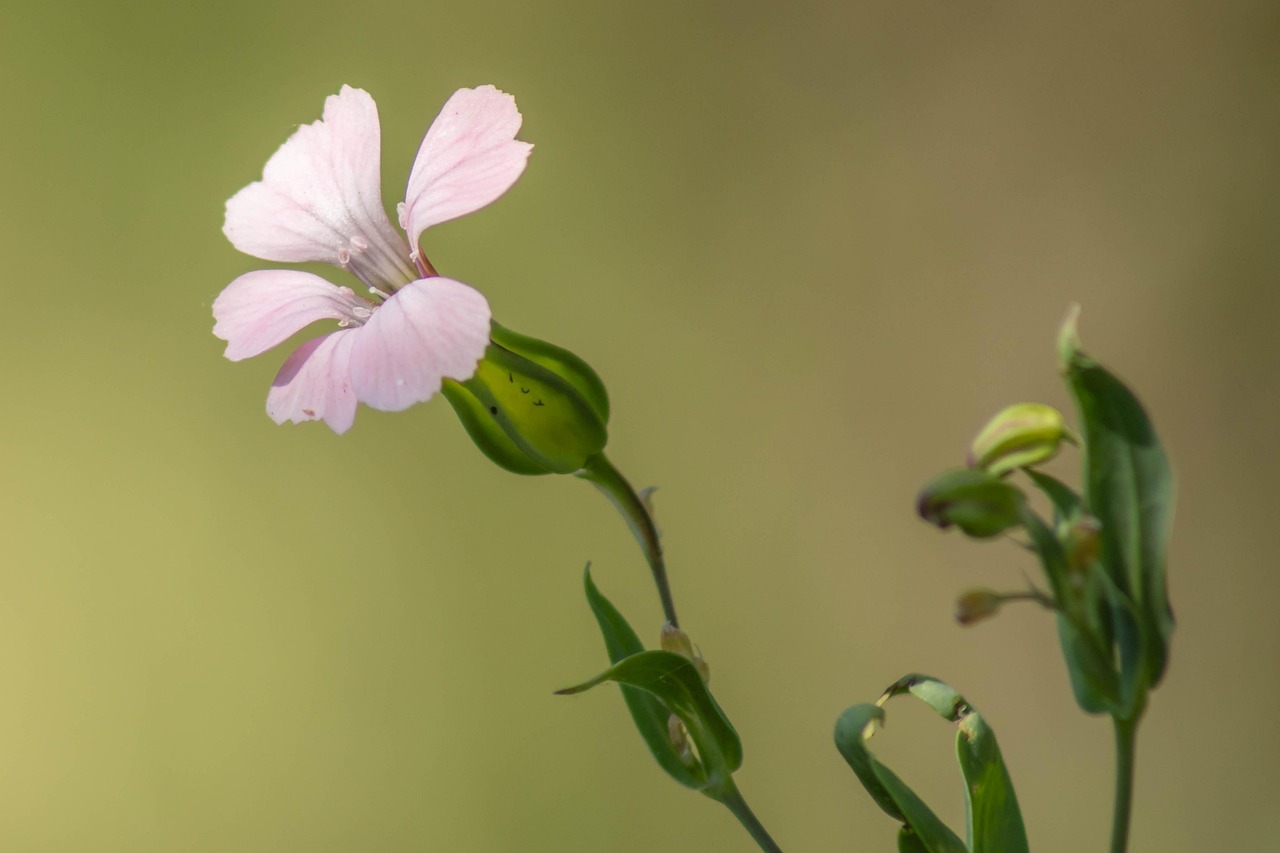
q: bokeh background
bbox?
[2,1,1277,850]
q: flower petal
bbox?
[348,277,491,412]
[266,331,358,434]
[223,85,414,281]
[401,86,533,250]
[212,269,372,361]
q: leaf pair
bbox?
[834,676,1028,853]
[556,566,742,793]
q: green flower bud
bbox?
[968,403,1071,477]
[955,588,1003,625]
[917,469,1026,539]
[445,324,609,475]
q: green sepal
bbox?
[462,342,608,474]
[1059,306,1175,691]
[576,565,702,788]
[490,321,610,424]
[441,380,552,476]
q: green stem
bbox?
[1109,715,1139,853]
[576,453,679,628]
[716,780,784,853]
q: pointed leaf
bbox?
[577,566,702,787]
[834,704,968,853]
[1059,306,1175,688]
[1024,469,1082,527]
[558,649,741,790]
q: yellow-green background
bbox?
[2,1,1276,850]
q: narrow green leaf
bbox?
[1024,469,1082,526]
[1023,507,1122,714]
[558,649,742,790]
[578,566,702,787]
[1059,306,1175,688]
[833,704,968,853]
[879,675,1030,853]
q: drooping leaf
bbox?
[834,704,967,853]
[575,565,702,788]
[558,649,741,791]
[879,675,1030,853]
[1059,306,1175,689]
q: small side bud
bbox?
[660,623,711,684]
[955,588,1003,625]
[667,714,697,767]
[968,403,1071,477]
[1065,515,1102,573]
[917,469,1026,539]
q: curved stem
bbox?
[716,780,784,853]
[576,453,679,628]
[1109,715,1139,853]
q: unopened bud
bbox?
[968,403,1071,477]
[955,588,1003,625]
[917,469,1026,539]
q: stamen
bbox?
[350,235,369,251]
[396,202,408,230]
[337,247,351,265]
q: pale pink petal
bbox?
[213,269,373,362]
[348,277,491,411]
[401,86,533,250]
[266,331,358,434]
[223,86,414,283]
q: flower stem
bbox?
[1109,714,1139,853]
[576,454,679,628]
[715,780,784,853]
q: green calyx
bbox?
[444,323,610,475]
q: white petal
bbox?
[348,278,491,412]
[223,85,413,281]
[213,269,372,361]
[266,331,359,434]
[402,86,533,251]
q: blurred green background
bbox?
[2,0,1277,849]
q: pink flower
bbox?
[213,85,532,434]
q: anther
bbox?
[337,247,351,265]
[350,235,369,252]
[396,202,408,230]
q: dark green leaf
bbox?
[1059,307,1175,689]
[834,704,967,853]
[879,676,1030,853]
[558,649,741,790]
[574,566,702,788]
